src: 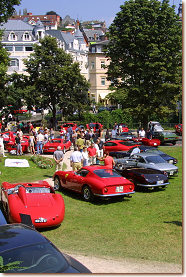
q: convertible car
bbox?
[0,223,91,273]
[43,138,71,153]
[115,166,169,189]
[1,181,65,228]
[103,140,140,153]
[114,153,178,177]
[53,165,135,201]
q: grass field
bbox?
[0,146,182,264]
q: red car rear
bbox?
[103,140,140,153]
[43,138,71,153]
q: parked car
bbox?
[53,165,135,201]
[133,137,161,147]
[60,123,77,131]
[103,140,140,153]
[175,124,182,135]
[1,131,16,145]
[0,223,91,273]
[6,137,29,153]
[86,122,103,132]
[114,152,178,177]
[118,124,129,132]
[1,181,65,228]
[148,121,164,132]
[152,131,179,145]
[114,132,135,141]
[43,138,71,154]
[115,166,169,189]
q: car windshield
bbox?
[93,169,121,178]
[50,140,61,144]
[63,124,74,127]
[3,242,68,273]
[147,149,162,154]
[7,186,51,195]
[89,123,95,128]
[162,132,174,136]
[146,155,166,164]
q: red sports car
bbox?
[53,165,135,201]
[133,137,161,147]
[1,181,65,228]
[86,122,103,132]
[103,140,140,153]
[60,122,77,131]
[6,136,29,153]
[175,124,182,135]
[1,131,16,144]
[43,138,71,153]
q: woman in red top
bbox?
[101,151,115,169]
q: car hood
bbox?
[149,163,178,171]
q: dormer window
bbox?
[9,32,17,41]
[23,32,31,41]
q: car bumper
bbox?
[136,182,169,188]
[94,191,135,197]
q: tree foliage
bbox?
[0,0,21,24]
[24,36,90,127]
[106,0,182,127]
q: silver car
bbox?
[114,152,178,177]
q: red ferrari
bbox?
[60,122,77,131]
[1,181,65,228]
[43,138,71,153]
[103,140,140,153]
[86,122,103,132]
[133,137,161,147]
[6,136,29,153]
[53,165,135,201]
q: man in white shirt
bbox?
[139,128,146,138]
[36,131,44,154]
[0,134,6,157]
[70,147,83,171]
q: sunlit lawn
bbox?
[0,146,182,264]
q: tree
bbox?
[106,0,182,128]
[0,0,21,24]
[24,36,89,127]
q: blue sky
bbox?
[14,0,182,27]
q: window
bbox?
[25,46,33,51]
[9,59,19,67]
[101,77,105,86]
[91,62,95,69]
[4,46,13,51]
[23,32,31,41]
[91,47,96,53]
[15,46,23,51]
[9,32,17,41]
[101,61,105,68]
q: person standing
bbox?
[101,151,115,169]
[139,128,146,138]
[0,134,6,157]
[29,132,35,155]
[82,146,89,166]
[53,146,64,171]
[36,131,44,154]
[70,147,83,171]
[87,142,97,165]
[76,134,85,152]
[15,133,22,156]
[130,146,140,157]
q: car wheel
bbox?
[54,176,61,191]
[63,147,66,154]
[82,185,94,201]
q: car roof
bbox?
[132,152,161,158]
[0,224,47,253]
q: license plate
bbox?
[157,180,164,184]
[116,186,123,192]
[49,147,55,150]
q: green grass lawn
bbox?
[0,146,182,264]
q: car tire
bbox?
[82,185,94,202]
[63,147,66,154]
[54,176,61,191]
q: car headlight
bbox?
[35,217,47,223]
[168,160,174,164]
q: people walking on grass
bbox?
[70,146,83,171]
[53,146,64,171]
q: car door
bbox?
[104,142,118,152]
[68,169,89,192]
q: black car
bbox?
[0,224,91,273]
[115,166,169,189]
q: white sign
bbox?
[5,159,30,167]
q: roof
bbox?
[0,20,34,31]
